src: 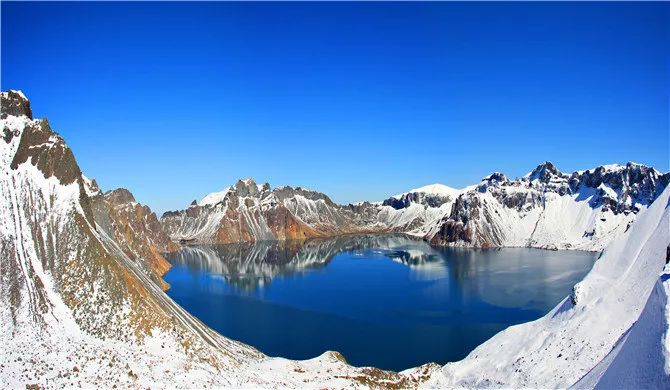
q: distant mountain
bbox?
[427,161,669,250]
[160,178,384,244]
[161,162,669,251]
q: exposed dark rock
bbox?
[10,120,81,186]
[1,90,32,119]
[527,161,567,183]
[382,191,450,210]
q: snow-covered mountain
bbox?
[3,90,670,388]
[161,162,668,251]
[427,161,669,250]
[160,178,384,244]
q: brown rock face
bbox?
[104,188,136,204]
[1,90,32,119]
[89,188,179,290]
[11,119,82,185]
[264,205,324,240]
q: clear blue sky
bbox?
[2,2,668,213]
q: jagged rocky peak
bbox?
[574,162,670,213]
[272,184,337,206]
[232,177,267,197]
[197,178,271,207]
[477,171,509,192]
[1,90,32,119]
[82,175,102,197]
[9,117,83,187]
[2,90,96,223]
[525,161,567,183]
[578,162,667,190]
[483,172,509,183]
[104,188,137,205]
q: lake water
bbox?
[164,234,597,371]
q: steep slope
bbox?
[0,91,430,388]
[88,186,179,290]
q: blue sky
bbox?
[2,2,668,213]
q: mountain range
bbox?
[2,90,669,388]
[161,161,668,252]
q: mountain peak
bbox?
[525,161,564,182]
[104,188,137,205]
[234,177,267,197]
[482,172,509,183]
[1,90,32,119]
[409,183,459,196]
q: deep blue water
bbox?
[164,235,597,371]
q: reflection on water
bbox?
[166,235,448,290]
[165,234,597,371]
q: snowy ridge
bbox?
[199,188,231,206]
[393,183,461,199]
[426,162,668,250]
[161,179,376,244]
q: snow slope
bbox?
[392,183,462,199]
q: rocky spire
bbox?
[526,161,565,183]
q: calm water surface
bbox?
[164,235,597,371]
